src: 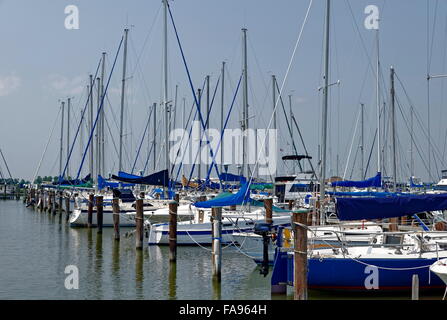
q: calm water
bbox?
[0,200,443,300]
[0,199,280,300]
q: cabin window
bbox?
[383,234,403,246]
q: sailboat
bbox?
[271,188,447,291]
[430,258,447,299]
[148,182,291,245]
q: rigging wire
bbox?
[242,0,314,208]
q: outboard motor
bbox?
[254,222,273,277]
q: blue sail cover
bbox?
[118,171,141,179]
[219,173,247,183]
[194,183,251,208]
[336,193,447,221]
[98,175,134,190]
[331,172,382,188]
[328,191,397,197]
[112,169,169,186]
[56,174,91,185]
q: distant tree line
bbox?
[1,176,73,186]
[33,176,63,184]
[0,178,31,186]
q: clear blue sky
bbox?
[0,0,445,183]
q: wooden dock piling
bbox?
[87,194,93,228]
[51,192,56,213]
[96,196,103,234]
[112,197,120,241]
[39,190,44,211]
[135,199,144,250]
[47,191,53,213]
[30,188,36,209]
[169,200,178,261]
[65,195,70,222]
[293,210,308,300]
[58,192,63,215]
[212,207,222,281]
[43,191,48,212]
[264,198,273,224]
[43,191,47,211]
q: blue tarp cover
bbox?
[56,174,91,185]
[336,193,447,221]
[194,183,251,208]
[118,171,141,179]
[112,169,169,186]
[98,175,134,190]
[219,173,247,183]
[331,172,382,188]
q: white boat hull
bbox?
[148,214,292,246]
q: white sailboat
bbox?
[430,258,447,299]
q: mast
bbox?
[197,88,202,182]
[89,74,94,180]
[376,28,381,175]
[206,75,210,178]
[100,52,106,178]
[242,28,249,178]
[272,75,277,131]
[146,104,151,175]
[96,76,101,180]
[289,94,294,173]
[182,97,186,177]
[319,0,330,225]
[153,102,157,171]
[59,101,65,178]
[119,28,129,172]
[67,97,71,178]
[173,84,178,135]
[163,0,169,197]
[410,105,414,177]
[360,103,364,179]
[390,66,397,192]
[272,75,277,178]
[220,62,225,175]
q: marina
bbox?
[0,199,444,300]
[2,0,447,304]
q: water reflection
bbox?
[212,278,221,300]
[0,202,302,300]
[135,249,144,299]
[94,233,103,299]
[111,239,122,298]
[168,262,177,300]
